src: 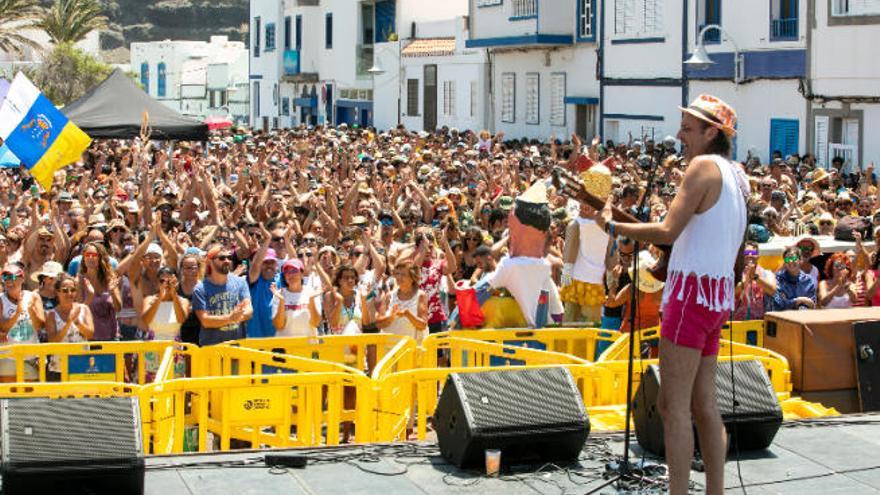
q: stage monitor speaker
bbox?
[0,397,144,495]
[632,360,782,456]
[434,367,590,468]
[855,320,880,412]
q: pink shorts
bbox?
[661,275,730,356]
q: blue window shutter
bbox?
[769,118,799,161]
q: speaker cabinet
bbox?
[633,360,782,456]
[855,320,880,412]
[1,397,144,495]
[434,367,590,468]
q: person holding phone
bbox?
[818,253,857,309]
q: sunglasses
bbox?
[380,218,394,227]
[83,252,99,259]
[271,236,285,243]
[833,261,846,270]
[214,255,233,261]
[1,273,20,281]
[743,249,759,257]
[784,255,800,263]
[110,228,125,233]
[819,221,833,226]
[303,238,317,244]
[283,267,302,274]
[58,287,77,294]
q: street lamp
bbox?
[367,63,386,76]
[685,23,744,84]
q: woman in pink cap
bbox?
[0,263,45,382]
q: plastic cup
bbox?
[485,449,501,477]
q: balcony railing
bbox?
[770,18,798,40]
[356,44,374,78]
[511,0,537,19]
[698,23,721,43]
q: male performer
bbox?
[597,95,748,495]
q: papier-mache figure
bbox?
[455,180,564,328]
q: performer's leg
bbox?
[657,338,702,495]
[691,354,726,495]
[563,301,582,323]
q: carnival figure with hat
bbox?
[454,180,564,329]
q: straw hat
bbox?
[628,251,665,294]
[678,94,737,137]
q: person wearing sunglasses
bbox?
[818,253,857,309]
[459,226,485,281]
[766,246,817,311]
[192,245,252,346]
[142,267,192,342]
[45,274,94,381]
[0,263,44,383]
[733,243,776,321]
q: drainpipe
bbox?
[487,48,495,134]
[804,0,814,157]
[681,0,689,107]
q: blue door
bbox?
[769,118,799,161]
[324,84,334,125]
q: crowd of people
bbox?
[0,121,876,381]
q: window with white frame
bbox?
[832,0,880,16]
[407,79,419,116]
[470,81,477,118]
[476,0,502,6]
[501,73,515,123]
[579,0,594,38]
[550,73,566,126]
[614,0,663,36]
[526,73,539,125]
[443,80,456,117]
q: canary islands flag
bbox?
[0,72,90,191]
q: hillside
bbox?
[39,0,249,53]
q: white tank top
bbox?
[825,293,852,309]
[572,218,609,284]
[663,155,748,312]
[383,289,422,342]
[50,307,87,373]
[149,301,181,340]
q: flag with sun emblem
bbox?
[0,72,91,191]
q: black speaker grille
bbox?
[456,367,586,432]
[715,361,782,417]
[2,398,141,463]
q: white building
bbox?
[372,17,489,132]
[466,0,600,141]
[130,36,250,124]
[684,0,808,162]
[807,0,880,171]
[249,0,468,130]
[599,0,808,162]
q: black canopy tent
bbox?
[62,69,209,141]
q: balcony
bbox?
[770,18,798,41]
[356,44,374,78]
[510,0,537,20]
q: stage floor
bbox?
[145,414,880,494]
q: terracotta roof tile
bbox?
[401,38,456,58]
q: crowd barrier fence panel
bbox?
[424,328,621,363]
[141,372,377,454]
[0,341,199,384]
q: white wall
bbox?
[373,41,402,131]
[602,85,682,143]
[604,0,683,78]
[399,54,488,133]
[537,0,576,36]
[468,0,537,40]
[492,46,598,139]
[860,104,880,167]
[689,79,806,162]
[399,0,469,33]
[250,0,283,126]
[811,0,880,96]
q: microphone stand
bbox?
[595,154,662,491]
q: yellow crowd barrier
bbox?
[0,341,199,384]
[222,334,415,373]
[422,335,591,368]
[428,328,620,362]
[722,320,765,348]
[142,371,377,454]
